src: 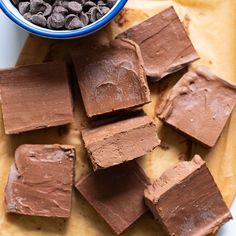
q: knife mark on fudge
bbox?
[117,7,199,81]
[144,155,232,236]
[5,144,75,218]
[76,161,149,235]
[71,38,151,118]
[0,61,73,134]
[157,66,236,147]
[81,113,160,170]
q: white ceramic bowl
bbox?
[0,0,127,39]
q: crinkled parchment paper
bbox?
[0,0,235,235]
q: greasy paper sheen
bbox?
[0,0,236,235]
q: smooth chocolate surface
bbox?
[0,61,73,134]
[81,114,160,170]
[76,161,149,235]
[117,7,199,81]
[144,155,232,236]
[71,38,150,117]
[5,144,75,218]
[157,66,236,147]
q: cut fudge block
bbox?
[5,144,75,218]
[144,155,232,236]
[117,7,199,81]
[76,161,149,235]
[157,66,236,147]
[0,61,73,134]
[71,38,150,117]
[81,114,160,170]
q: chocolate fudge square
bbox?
[81,114,160,170]
[76,161,149,235]
[0,61,73,134]
[5,144,75,218]
[117,7,199,81]
[144,155,232,236]
[71,38,150,117]
[157,66,236,147]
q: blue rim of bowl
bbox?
[0,0,127,39]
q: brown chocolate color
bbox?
[71,38,150,117]
[144,155,232,236]
[5,144,75,218]
[76,161,149,235]
[157,66,236,147]
[117,7,199,81]
[81,113,160,170]
[0,61,73,134]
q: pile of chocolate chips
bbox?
[12,0,117,30]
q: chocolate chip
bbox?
[87,6,98,23]
[53,6,68,15]
[61,1,68,8]
[101,6,110,14]
[75,0,85,4]
[47,13,65,29]
[96,11,104,20]
[65,14,84,29]
[107,0,116,8]
[23,12,33,21]
[30,0,46,14]
[52,0,63,6]
[97,6,110,18]
[97,0,106,7]
[79,12,89,26]
[18,2,30,15]
[83,1,96,12]
[12,0,19,6]
[31,13,47,27]
[43,3,52,16]
[67,1,82,14]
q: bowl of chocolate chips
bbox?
[0,0,126,38]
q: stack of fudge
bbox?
[0,7,235,236]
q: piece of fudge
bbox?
[157,66,236,147]
[144,155,232,236]
[117,7,199,81]
[81,113,160,170]
[0,61,73,134]
[76,161,149,235]
[5,144,75,218]
[71,38,150,117]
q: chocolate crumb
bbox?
[178,140,193,161]
[115,8,128,27]
[159,141,169,151]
